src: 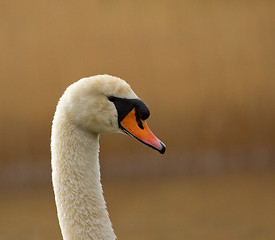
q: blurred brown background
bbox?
[0,0,274,239]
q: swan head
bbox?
[59,74,166,154]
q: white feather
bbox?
[51,75,138,240]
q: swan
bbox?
[51,74,166,240]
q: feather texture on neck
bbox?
[51,108,116,240]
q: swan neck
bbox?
[51,115,116,240]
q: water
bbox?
[0,173,274,240]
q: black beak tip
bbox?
[158,142,166,154]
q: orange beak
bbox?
[120,109,166,154]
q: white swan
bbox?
[51,74,165,240]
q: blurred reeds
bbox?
[0,0,274,184]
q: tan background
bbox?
[0,1,274,239]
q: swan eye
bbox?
[107,96,115,102]
[108,96,150,128]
